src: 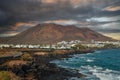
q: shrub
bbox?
[20,53,33,61]
[0,71,20,80]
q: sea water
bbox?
[51,49,120,80]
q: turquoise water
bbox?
[51,49,120,80]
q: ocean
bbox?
[51,49,120,80]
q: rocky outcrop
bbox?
[0,49,91,80]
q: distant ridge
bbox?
[0,23,114,44]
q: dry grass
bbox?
[20,53,33,61]
[34,52,48,55]
[0,50,21,57]
[0,51,12,57]
[53,50,68,54]
[0,71,21,80]
[3,60,28,68]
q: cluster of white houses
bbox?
[0,40,120,49]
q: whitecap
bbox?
[86,59,94,62]
[79,65,120,80]
[86,53,92,55]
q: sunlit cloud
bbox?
[10,22,37,31]
[0,22,38,37]
[44,20,78,25]
[86,16,120,22]
[103,33,120,40]
[0,31,19,37]
[103,6,120,11]
[100,22,120,30]
[93,22,120,33]
[43,19,93,28]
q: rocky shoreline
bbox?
[0,49,94,80]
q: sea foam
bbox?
[79,65,120,80]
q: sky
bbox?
[0,0,120,40]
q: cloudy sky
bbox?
[0,0,120,40]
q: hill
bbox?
[0,23,114,44]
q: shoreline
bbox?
[0,48,118,80]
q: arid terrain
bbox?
[0,48,93,80]
[0,23,114,44]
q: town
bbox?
[0,40,120,49]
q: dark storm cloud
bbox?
[0,0,71,23]
[0,10,9,24]
[0,0,120,36]
[0,0,120,23]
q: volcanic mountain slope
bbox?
[0,23,114,44]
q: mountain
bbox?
[0,23,114,44]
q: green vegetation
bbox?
[71,44,87,50]
[104,44,119,48]
[0,52,5,56]
[0,71,20,80]
[20,53,33,61]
